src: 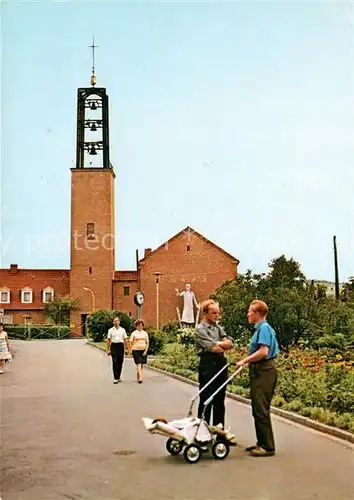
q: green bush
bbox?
[150,344,354,434]
[283,399,303,412]
[6,325,71,340]
[176,328,195,348]
[162,320,180,336]
[145,328,166,355]
[272,395,287,408]
[314,334,347,350]
[325,365,354,414]
[6,326,27,339]
[87,310,133,342]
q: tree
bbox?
[214,257,320,349]
[211,270,256,344]
[264,255,306,290]
[214,255,354,350]
[43,295,80,325]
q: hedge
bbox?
[6,325,71,340]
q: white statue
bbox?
[175,284,199,326]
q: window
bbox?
[124,286,130,296]
[0,288,10,304]
[21,288,33,303]
[42,287,54,303]
[89,266,92,274]
[187,245,191,252]
[87,223,95,240]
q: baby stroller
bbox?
[142,363,243,464]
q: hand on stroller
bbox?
[236,359,249,368]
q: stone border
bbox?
[146,364,354,445]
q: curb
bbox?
[146,364,354,445]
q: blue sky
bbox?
[1,1,353,281]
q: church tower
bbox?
[70,39,115,335]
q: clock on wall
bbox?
[134,291,145,307]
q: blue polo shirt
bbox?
[248,320,279,359]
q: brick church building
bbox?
[0,62,239,336]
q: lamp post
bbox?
[83,287,95,312]
[153,272,162,330]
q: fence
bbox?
[6,324,72,340]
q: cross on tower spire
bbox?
[89,36,99,87]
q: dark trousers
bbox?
[197,353,228,427]
[110,343,124,380]
[249,359,277,452]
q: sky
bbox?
[1,0,353,282]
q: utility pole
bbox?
[333,236,340,300]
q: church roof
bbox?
[138,226,240,265]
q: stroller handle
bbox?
[187,361,236,417]
[201,366,243,419]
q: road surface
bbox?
[1,340,353,500]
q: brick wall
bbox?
[0,266,70,324]
[138,229,238,327]
[113,279,139,318]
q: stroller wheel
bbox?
[166,438,183,455]
[183,444,202,464]
[211,441,230,460]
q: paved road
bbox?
[1,340,353,500]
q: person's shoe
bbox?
[245,445,257,452]
[0,369,3,374]
[118,379,122,383]
[113,380,118,384]
[249,447,275,457]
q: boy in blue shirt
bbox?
[236,300,279,457]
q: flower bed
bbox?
[150,344,354,434]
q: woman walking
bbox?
[0,324,11,374]
[130,320,149,384]
[236,300,279,457]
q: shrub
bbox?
[314,334,347,350]
[162,320,180,336]
[150,344,354,434]
[6,326,27,339]
[272,395,287,408]
[145,328,166,355]
[87,310,133,342]
[6,325,71,340]
[283,399,303,412]
[176,328,195,348]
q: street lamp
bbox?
[83,287,95,312]
[153,272,162,330]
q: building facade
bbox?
[0,65,239,335]
[0,225,239,334]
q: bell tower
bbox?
[76,38,111,169]
[70,38,115,336]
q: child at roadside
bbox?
[0,324,11,374]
